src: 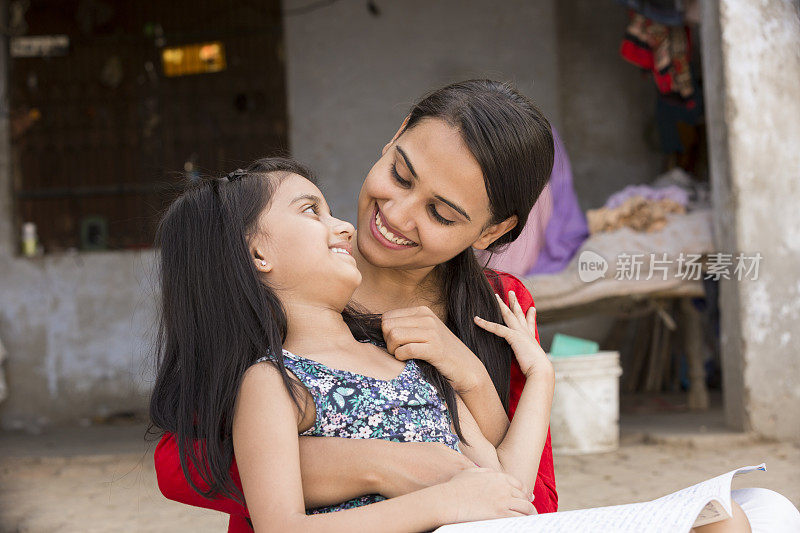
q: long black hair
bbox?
[148,157,462,504]
[403,80,554,410]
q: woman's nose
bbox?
[380,197,416,234]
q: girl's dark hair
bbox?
[147,156,460,504]
[149,157,307,504]
[403,80,554,410]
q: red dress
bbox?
[154,270,558,531]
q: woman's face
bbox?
[356,117,516,271]
[250,173,361,307]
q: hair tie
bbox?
[225,168,247,182]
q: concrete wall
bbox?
[0,0,671,428]
[283,0,562,224]
[702,0,800,439]
[0,24,157,429]
[0,252,158,430]
[1,0,564,429]
[555,0,663,211]
[284,0,662,220]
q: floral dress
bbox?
[255,341,460,514]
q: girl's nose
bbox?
[331,216,355,241]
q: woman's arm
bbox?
[298,437,474,507]
[454,359,511,446]
[234,362,534,533]
[155,423,474,514]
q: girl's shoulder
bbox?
[254,349,297,365]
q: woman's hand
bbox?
[381,306,484,393]
[438,467,537,523]
[473,291,552,379]
[374,441,476,498]
[382,305,511,446]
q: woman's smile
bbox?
[369,203,419,249]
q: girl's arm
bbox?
[454,291,555,495]
[498,274,559,513]
[234,362,534,533]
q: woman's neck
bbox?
[351,235,446,319]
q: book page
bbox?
[435,464,765,533]
[685,463,765,527]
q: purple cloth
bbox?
[605,184,689,209]
[528,128,589,275]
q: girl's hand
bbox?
[438,467,536,523]
[375,441,476,498]
[473,291,552,379]
[381,306,484,393]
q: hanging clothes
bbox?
[615,0,686,26]
[529,128,589,275]
[655,76,704,153]
[475,127,589,277]
[620,10,695,106]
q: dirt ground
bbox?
[1,420,798,533]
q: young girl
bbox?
[150,158,555,531]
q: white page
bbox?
[435,464,765,533]
[677,463,765,527]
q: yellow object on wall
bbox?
[161,41,226,77]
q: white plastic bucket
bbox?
[548,351,622,455]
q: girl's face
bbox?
[250,173,360,308]
[355,117,517,271]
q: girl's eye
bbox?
[303,204,319,215]
[390,163,412,188]
[429,205,455,226]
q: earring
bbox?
[260,260,267,266]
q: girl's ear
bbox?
[381,114,411,156]
[472,215,518,251]
[252,249,273,273]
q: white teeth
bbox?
[375,210,415,246]
[331,247,350,255]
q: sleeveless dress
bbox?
[255,341,460,514]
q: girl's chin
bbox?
[321,280,360,310]
[340,270,362,292]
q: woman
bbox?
[154,79,558,530]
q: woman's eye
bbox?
[429,205,455,226]
[390,163,412,188]
[303,204,319,215]
[389,162,452,225]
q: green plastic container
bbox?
[549,333,599,357]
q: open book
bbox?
[436,464,766,533]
